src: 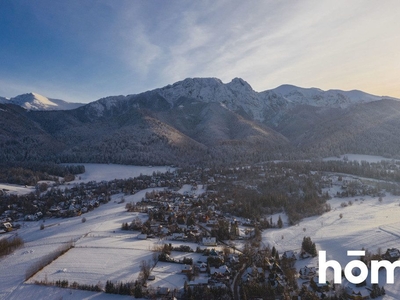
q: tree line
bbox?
[0,162,84,185]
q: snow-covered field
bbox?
[0,183,35,195]
[0,163,174,299]
[0,190,149,299]
[324,153,399,163]
[29,246,152,286]
[0,164,174,197]
[263,194,400,299]
[0,187,220,299]
[2,160,400,298]
[69,163,174,183]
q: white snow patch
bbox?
[69,163,174,183]
[177,184,206,196]
[324,154,399,163]
[0,183,35,195]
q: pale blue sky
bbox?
[1,0,400,103]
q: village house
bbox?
[1,222,12,232]
[281,250,297,267]
[242,266,264,283]
[282,250,296,260]
[210,265,231,277]
[181,264,192,274]
[157,286,170,297]
[344,286,370,300]
[384,248,400,262]
[195,262,207,273]
[202,237,217,246]
[171,232,186,240]
[299,266,317,280]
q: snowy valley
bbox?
[2,155,400,299]
[2,78,400,299]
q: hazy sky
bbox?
[1,0,400,103]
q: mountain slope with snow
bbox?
[124,78,398,122]
[269,84,393,108]
[1,93,84,111]
[0,96,8,104]
[2,77,400,165]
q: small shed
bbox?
[137,234,147,240]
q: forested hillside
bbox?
[1,78,400,168]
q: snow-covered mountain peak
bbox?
[228,77,254,91]
[179,77,224,88]
[156,77,225,104]
[1,92,84,111]
[10,92,58,110]
[84,77,400,124]
[155,77,256,103]
[153,77,265,120]
[32,92,58,105]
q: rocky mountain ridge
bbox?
[1,77,400,166]
[82,77,396,123]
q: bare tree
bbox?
[152,252,158,267]
[139,260,151,283]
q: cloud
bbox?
[2,0,400,100]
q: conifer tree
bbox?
[301,236,317,257]
[277,215,283,228]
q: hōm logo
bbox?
[319,250,400,284]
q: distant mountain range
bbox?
[0,92,83,111]
[1,78,400,166]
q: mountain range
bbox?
[1,78,400,166]
[0,92,83,111]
